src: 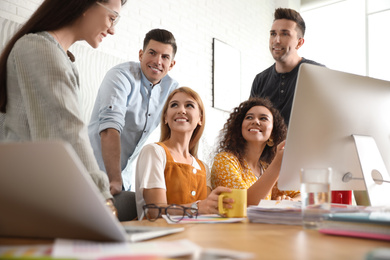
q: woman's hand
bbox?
[198,186,233,214]
[276,140,286,153]
[276,193,301,202]
[276,194,292,201]
[273,140,286,164]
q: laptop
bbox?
[0,141,184,242]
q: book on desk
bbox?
[319,210,390,241]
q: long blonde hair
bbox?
[160,87,205,157]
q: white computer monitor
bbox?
[278,64,390,206]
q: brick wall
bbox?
[0,0,295,166]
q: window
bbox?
[300,0,390,80]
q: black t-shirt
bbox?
[250,58,324,126]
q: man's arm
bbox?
[100,128,122,195]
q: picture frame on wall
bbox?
[212,38,241,112]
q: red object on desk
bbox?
[331,190,352,205]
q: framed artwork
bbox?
[212,38,241,112]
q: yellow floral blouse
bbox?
[211,151,300,201]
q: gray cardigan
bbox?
[1,31,112,200]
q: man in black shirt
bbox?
[250,8,324,126]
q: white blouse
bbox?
[135,143,211,220]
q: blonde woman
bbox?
[136,87,232,220]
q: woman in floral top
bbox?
[211,98,300,205]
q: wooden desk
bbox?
[1,220,389,259]
[123,219,389,260]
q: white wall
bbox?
[0,0,297,166]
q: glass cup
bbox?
[300,168,332,229]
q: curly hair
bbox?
[217,97,287,169]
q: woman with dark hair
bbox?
[211,97,299,206]
[135,87,232,220]
[0,0,127,209]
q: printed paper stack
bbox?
[247,200,302,225]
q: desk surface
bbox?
[1,220,389,259]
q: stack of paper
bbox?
[319,210,390,241]
[247,200,302,225]
[248,200,366,226]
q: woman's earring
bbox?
[267,138,274,147]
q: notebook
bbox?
[0,141,183,242]
[319,211,390,241]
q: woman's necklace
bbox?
[164,140,193,165]
[254,162,263,179]
[173,150,193,165]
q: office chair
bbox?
[113,191,138,221]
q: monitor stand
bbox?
[347,135,390,206]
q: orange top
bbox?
[158,142,208,204]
